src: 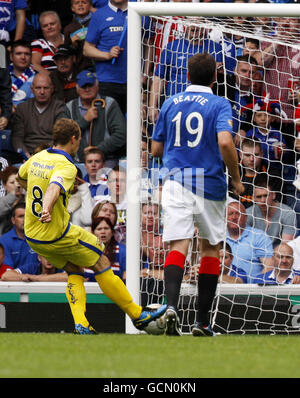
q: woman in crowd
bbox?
[89,216,126,281]
[0,166,25,234]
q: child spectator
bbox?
[63,0,95,71]
[245,98,289,168]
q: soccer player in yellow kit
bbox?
[18,118,166,334]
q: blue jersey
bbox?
[152,85,233,201]
[85,4,127,84]
[155,38,223,97]
[0,0,27,32]
[0,227,39,269]
[246,126,286,163]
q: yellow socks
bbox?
[65,274,89,327]
[95,267,142,320]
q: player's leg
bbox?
[163,239,190,336]
[192,239,221,337]
[64,262,98,334]
[161,179,195,336]
[192,197,226,337]
[90,254,167,330]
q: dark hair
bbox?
[236,54,258,66]
[188,53,216,86]
[245,38,260,48]
[11,202,25,218]
[91,216,117,264]
[107,165,126,181]
[253,172,274,190]
[220,241,233,256]
[53,118,81,145]
[10,39,32,53]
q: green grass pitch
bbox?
[1,333,300,378]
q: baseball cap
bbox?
[76,70,97,87]
[53,45,76,59]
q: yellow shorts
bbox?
[27,223,105,269]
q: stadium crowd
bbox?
[1,0,300,298]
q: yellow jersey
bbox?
[18,148,77,243]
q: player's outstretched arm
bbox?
[218,130,244,196]
[39,183,61,223]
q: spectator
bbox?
[141,202,166,279]
[0,0,27,64]
[0,165,24,235]
[262,17,300,126]
[0,203,39,270]
[245,98,289,168]
[246,173,297,247]
[226,200,274,283]
[65,69,126,164]
[91,199,131,243]
[0,155,8,196]
[228,137,282,208]
[91,200,117,225]
[0,243,13,278]
[149,24,225,123]
[91,215,126,280]
[261,18,300,211]
[7,0,27,42]
[140,202,166,307]
[1,254,68,281]
[71,147,108,228]
[31,11,65,73]
[216,55,258,146]
[82,146,107,198]
[242,37,262,66]
[252,243,298,285]
[0,67,13,131]
[50,44,79,103]
[219,242,248,284]
[9,40,36,107]
[11,72,68,158]
[83,0,128,115]
[63,0,95,71]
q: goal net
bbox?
[126,3,300,334]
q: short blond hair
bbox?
[53,118,81,145]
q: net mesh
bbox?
[139,14,300,334]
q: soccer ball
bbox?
[143,303,166,335]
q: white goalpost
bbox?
[126,2,300,334]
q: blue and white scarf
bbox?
[9,64,35,96]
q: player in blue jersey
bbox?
[149,24,225,124]
[152,53,244,336]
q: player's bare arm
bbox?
[151,140,164,158]
[40,183,61,223]
[218,130,244,196]
[83,41,117,61]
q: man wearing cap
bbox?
[50,45,80,103]
[65,69,126,165]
